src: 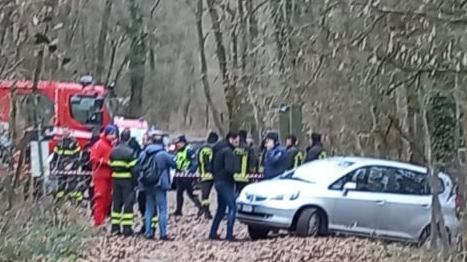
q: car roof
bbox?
[333,156,428,173]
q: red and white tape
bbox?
[174,172,264,179]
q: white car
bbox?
[236,157,461,245]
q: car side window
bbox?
[393,169,433,195]
[329,166,400,193]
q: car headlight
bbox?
[270,191,300,201]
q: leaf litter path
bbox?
[80,192,423,262]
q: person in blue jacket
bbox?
[261,131,287,180]
[136,130,177,240]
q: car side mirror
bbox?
[343,182,356,196]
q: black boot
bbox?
[122,225,133,237]
[204,207,213,219]
[197,207,205,218]
[110,224,121,235]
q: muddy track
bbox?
[80,192,421,262]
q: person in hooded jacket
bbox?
[305,132,327,162]
[284,134,304,171]
[90,125,117,226]
[136,130,176,240]
[197,131,219,219]
[261,132,287,180]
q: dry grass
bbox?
[0,188,97,262]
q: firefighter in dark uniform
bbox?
[81,131,100,210]
[108,129,138,236]
[173,135,202,216]
[197,131,219,219]
[52,127,81,200]
[285,134,304,170]
[234,130,257,196]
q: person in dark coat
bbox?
[261,131,287,180]
[208,132,240,241]
[284,134,304,171]
[305,132,327,162]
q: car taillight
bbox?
[455,196,462,218]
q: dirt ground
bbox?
[79,190,425,262]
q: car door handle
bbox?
[421,204,431,208]
[374,200,385,205]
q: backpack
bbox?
[140,150,162,186]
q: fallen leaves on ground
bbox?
[80,192,424,262]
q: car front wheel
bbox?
[247,225,270,240]
[296,208,321,237]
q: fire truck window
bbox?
[17,93,54,126]
[70,95,98,125]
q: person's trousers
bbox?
[235,182,248,197]
[144,189,168,238]
[111,179,135,235]
[200,180,213,213]
[137,191,158,228]
[92,178,112,226]
[175,179,201,214]
[209,181,237,240]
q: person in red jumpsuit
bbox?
[90,125,117,226]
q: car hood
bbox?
[241,178,318,198]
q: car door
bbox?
[328,167,389,236]
[376,168,432,240]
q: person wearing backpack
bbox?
[108,131,138,236]
[173,135,202,216]
[137,130,176,240]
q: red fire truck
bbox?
[0,77,113,152]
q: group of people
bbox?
[51,124,327,241]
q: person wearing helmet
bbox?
[108,129,138,236]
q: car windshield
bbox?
[70,95,103,126]
[279,159,355,183]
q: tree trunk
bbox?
[206,0,239,130]
[196,0,225,135]
[395,84,413,161]
[95,0,113,83]
[125,0,145,118]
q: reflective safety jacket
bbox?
[285,146,304,171]
[52,137,81,169]
[233,142,256,183]
[175,146,198,173]
[108,143,137,179]
[197,144,214,181]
